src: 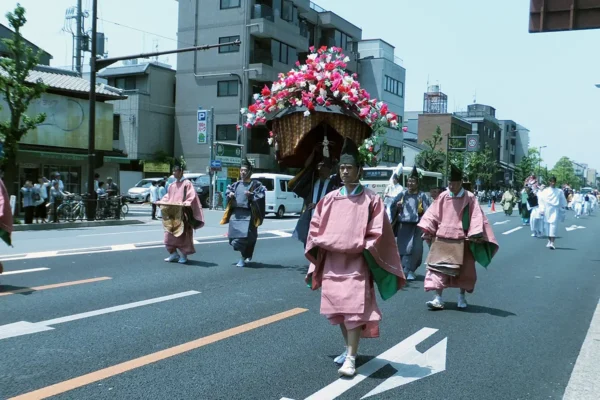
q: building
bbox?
[175,0,376,173]
[99,61,176,175]
[0,65,126,196]
[402,111,420,142]
[586,168,597,187]
[417,113,472,153]
[357,38,405,166]
[402,140,427,167]
[573,161,588,187]
[0,23,52,65]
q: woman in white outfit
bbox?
[526,186,543,237]
[538,176,567,250]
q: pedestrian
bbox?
[526,186,543,237]
[583,192,591,216]
[106,177,119,196]
[304,136,405,377]
[156,181,166,218]
[0,176,13,274]
[20,180,35,224]
[572,190,583,218]
[418,164,499,310]
[158,161,205,264]
[520,187,530,225]
[430,186,444,202]
[150,181,159,220]
[383,172,404,222]
[392,165,430,281]
[52,172,65,191]
[34,177,50,223]
[501,188,516,216]
[96,181,106,196]
[223,157,266,268]
[538,176,567,250]
[290,149,337,247]
[49,181,65,223]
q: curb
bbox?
[13,219,145,232]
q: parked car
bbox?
[166,173,210,207]
[252,173,304,218]
[126,178,163,203]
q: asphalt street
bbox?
[1,206,599,400]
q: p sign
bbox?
[197,109,208,144]
[466,134,479,152]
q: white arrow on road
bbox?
[0,290,200,340]
[566,225,586,232]
[281,327,447,400]
[493,220,510,226]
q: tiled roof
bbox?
[0,63,125,100]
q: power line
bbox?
[97,18,193,47]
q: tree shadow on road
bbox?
[244,263,308,274]
[0,285,37,295]
[185,260,219,268]
[444,302,516,317]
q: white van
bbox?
[252,173,304,218]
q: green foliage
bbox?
[550,156,579,188]
[514,148,541,185]
[463,144,500,188]
[414,126,445,173]
[0,4,47,165]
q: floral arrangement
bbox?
[240,46,401,166]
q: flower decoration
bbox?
[240,46,400,167]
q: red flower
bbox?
[236,125,241,131]
[380,104,389,116]
[369,146,374,152]
[319,46,328,53]
[269,131,274,138]
[249,104,258,113]
[307,101,315,111]
[325,101,332,107]
[325,63,335,71]
[261,86,271,97]
[309,46,315,52]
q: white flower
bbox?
[309,84,317,93]
[246,113,254,120]
[390,120,399,129]
[304,110,311,117]
[342,95,350,102]
[377,102,383,109]
[301,65,308,72]
[240,108,248,114]
[307,53,318,61]
[253,94,260,100]
[320,88,327,98]
[326,55,332,63]
[278,103,285,109]
[350,88,358,96]
[343,56,350,63]
[300,81,307,88]
[386,113,394,120]
[267,138,274,145]
[316,74,324,81]
[296,99,303,106]
[344,76,353,83]
[333,90,340,97]
[257,110,265,117]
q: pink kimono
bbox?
[0,179,13,247]
[305,187,405,338]
[418,190,498,293]
[158,180,204,255]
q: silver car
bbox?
[126,178,163,203]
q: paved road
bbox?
[1,208,599,399]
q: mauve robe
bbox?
[305,186,405,338]
[0,179,12,247]
[158,179,205,255]
[418,190,498,293]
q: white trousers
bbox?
[529,207,543,234]
[575,203,583,216]
[546,222,558,238]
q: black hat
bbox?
[449,164,463,182]
[240,157,253,170]
[173,159,183,171]
[410,165,419,179]
[339,136,360,166]
[318,157,333,168]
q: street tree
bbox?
[415,126,445,173]
[514,147,541,184]
[0,4,46,177]
[550,156,579,188]
[463,145,500,188]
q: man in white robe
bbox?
[538,176,567,250]
[572,191,583,218]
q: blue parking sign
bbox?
[197,110,207,122]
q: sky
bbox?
[5,0,600,170]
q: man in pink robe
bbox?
[305,137,405,377]
[418,164,499,310]
[158,163,204,264]
[0,176,13,275]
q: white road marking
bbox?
[270,230,293,238]
[281,327,447,400]
[78,229,162,237]
[502,227,523,235]
[493,220,510,225]
[564,301,600,400]
[0,291,200,340]
[566,225,586,232]
[1,267,49,275]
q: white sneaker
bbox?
[457,294,468,309]
[334,348,348,365]
[531,233,537,237]
[426,297,444,310]
[244,258,252,263]
[164,253,179,263]
[546,241,551,248]
[236,258,245,268]
[406,272,416,281]
[178,256,188,264]
[338,356,356,377]
[549,244,556,250]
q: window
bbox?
[271,39,296,64]
[113,115,120,140]
[114,76,136,90]
[216,124,238,141]
[257,178,274,191]
[217,80,238,97]
[281,0,293,21]
[280,179,288,191]
[220,0,240,9]
[381,145,402,164]
[384,76,403,97]
[219,36,240,53]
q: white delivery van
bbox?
[252,173,304,218]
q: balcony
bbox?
[249,50,280,83]
[252,4,274,21]
[299,20,309,38]
[250,48,273,66]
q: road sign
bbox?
[227,167,240,179]
[197,109,208,144]
[280,327,447,400]
[215,142,243,166]
[466,134,479,152]
[210,159,222,171]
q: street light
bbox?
[538,145,547,179]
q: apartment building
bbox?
[175,0,404,172]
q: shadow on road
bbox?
[185,260,219,268]
[0,285,37,295]
[444,302,517,317]
[557,247,576,251]
[326,356,433,380]
[244,263,308,273]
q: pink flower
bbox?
[236,125,241,131]
[402,126,408,132]
[244,122,252,128]
[325,101,331,106]
[269,131,274,137]
[309,46,315,52]
[316,96,325,105]
[360,107,370,118]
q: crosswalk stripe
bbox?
[2,268,50,276]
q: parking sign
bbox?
[197,109,208,144]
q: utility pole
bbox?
[75,0,83,74]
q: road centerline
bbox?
[502,227,523,235]
[8,307,308,400]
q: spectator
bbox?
[150,181,159,220]
[106,177,119,196]
[21,180,35,224]
[52,173,65,191]
[49,181,65,223]
[97,181,107,196]
[157,181,167,219]
[34,177,50,223]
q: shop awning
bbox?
[19,149,87,161]
[105,156,131,164]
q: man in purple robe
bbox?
[158,162,204,264]
[305,136,405,377]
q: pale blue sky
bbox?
[7,0,600,169]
